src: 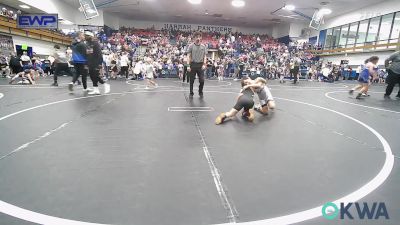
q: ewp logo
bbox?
[322,202,389,220]
[17,14,58,29]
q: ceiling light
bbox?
[188,0,201,4]
[232,0,245,7]
[19,4,30,9]
[283,4,295,11]
[320,8,332,15]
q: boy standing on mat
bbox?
[144,57,158,89]
[187,32,207,98]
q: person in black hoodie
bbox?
[69,32,89,92]
[8,52,22,75]
[84,31,110,95]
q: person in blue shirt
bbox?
[349,56,379,99]
[69,32,88,92]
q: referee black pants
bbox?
[183,65,189,83]
[291,66,299,84]
[189,63,205,95]
[89,67,105,87]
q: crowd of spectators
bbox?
[1,23,388,84]
[95,27,325,82]
[0,7,21,20]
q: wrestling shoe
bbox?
[215,113,227,125]
[247,109,255,122]
[88,87,100,95]
[254,107,268,115]
[242,110,250,118]
[68,82,74,91]
[104,83,110,94]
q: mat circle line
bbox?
[325,91,400,114]
[0,89,394,225]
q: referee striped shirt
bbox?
[187,43,207,63]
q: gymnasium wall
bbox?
[12,35,62,56]
[310,0,400,38]
[103,13,120,30]
[289,22,309,38]
[320,51,396,66]
[314,0,400,65]
[322,0,400,30]
[118,18,272,35]
[272,23,290,39]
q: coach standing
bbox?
[384,51,400,98]
[69,32,88,92]
[187,32,207,97]
[85,31,110,95]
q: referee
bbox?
[384,51,400,98]
[187,32,207,97]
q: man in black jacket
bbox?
[85,31,110,95]
[69,32,89,92]
[8,52,22,75]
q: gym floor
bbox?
[0,77,399,225]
